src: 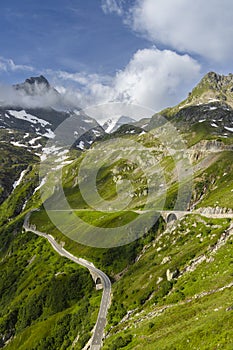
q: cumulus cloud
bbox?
[0,84,61,109]
[101,0,124,15]
[53,48,201,112]
[0,57,33,72]
[127,0,233,62]
[112,48,201,110]
[0,48,200,113]
[0,66,111,109]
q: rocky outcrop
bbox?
[198,207,233,215]
[191,140,232,152]
[187,140,233,165]
[181,72,233,109]
[14,75,56,96]
[179,222,233,278]
[166,268,179,281]
[197,72,233,93]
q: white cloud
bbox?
[128,0,233,62]
[113,48,201,110]
[55,70,112,86]
[0,57,33,72]
[52,47,201,112]
[101,0,124,15]
[0,84,61,109]
[0,49,200,113]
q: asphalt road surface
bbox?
[23,212,111,350]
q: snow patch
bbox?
[33,177,47,194]
[77,141,85,150]
[141,124,148,128]
[224,126,233,132]
[83,119,94,124]
[43,129,55,139]
[29,136,42,145]
[92,129,101,136]
[55,155,69,163]
[105,120,116,133]
[13,169,28,189]
[74,110,81,115]
[8,110,50,127]
[31,144,42,149]
[11,141,27,148]
[40,145,63,161]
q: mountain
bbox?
[0,76,105,145]
[0,72,233,349]
[13,75,58,96]
[102,116,136,133]
[145,72,233,140]
[161,72,233,117]
[185,71,233,108]
[0,76,106,204]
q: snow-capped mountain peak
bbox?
[102,115,136,133]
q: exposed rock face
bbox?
[153,71,233,122]
[226,306,233,311]
[25,75,50,87]
[161,256,171,265]
[198,72,233,92]
[198,207,233,215]
[188,140,233,164]
[184,72,233,108]
[166,268,179,281]
[191,140,229,152]
[174,102,233,124]
[14,75,56,96]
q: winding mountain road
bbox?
[23,212,111,350]
[23,208,232,348]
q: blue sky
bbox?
[0,0,233,112]
[0,0,147,80]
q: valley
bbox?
[0,72,233,349]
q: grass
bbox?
[0,111,233,349]
[103,287,233,349]
[0,224,100,350]
[30,208,163,276]
[103,215,233,349]
[194,151,233,209]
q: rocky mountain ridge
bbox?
[159,71,233,117]
[184,71,233,107]
[0,76,106,151]
[13,75,56,96]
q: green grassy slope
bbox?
[0,108,233,349]
[102,215,233,349]
[0,144,100,349]
[27,127,233,349]
[0,228,99,350]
